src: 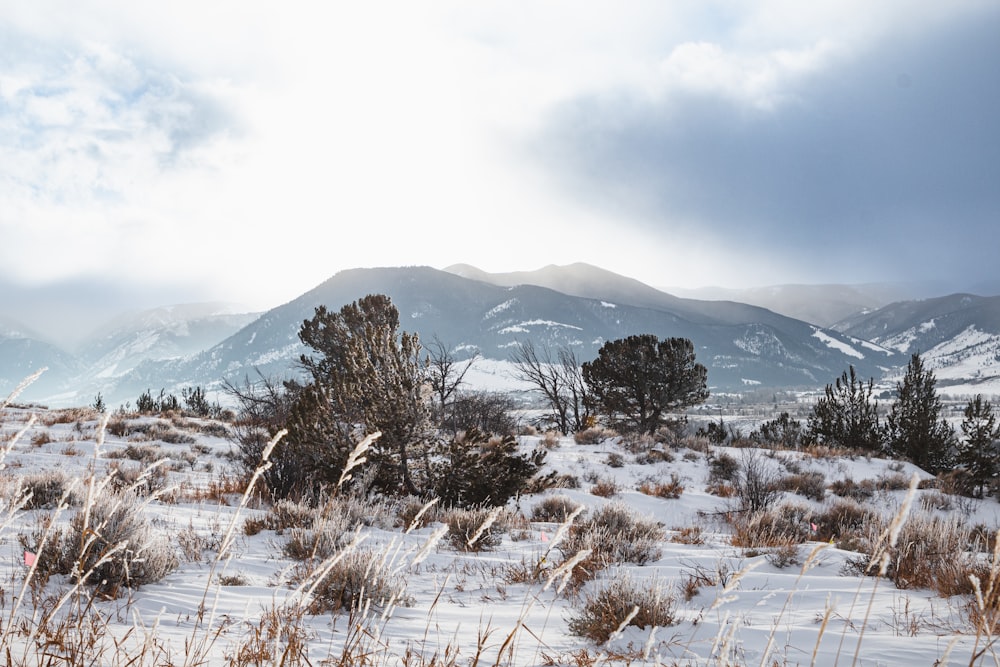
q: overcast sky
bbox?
[1,1,998,335]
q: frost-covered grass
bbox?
[2,392,1000,664]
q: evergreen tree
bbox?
[582,335,708,434]
[805,366,882,451]
[957,394,1000,497]
[295,294,431,496]
[885,353,956,474]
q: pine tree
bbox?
[957,394,1000,497]
[885,353,956,474]
[805,366,882,451]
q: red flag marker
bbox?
[23,551,36,567]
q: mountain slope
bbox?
[835,294,1000,394]
[104,266,896,406]
[0,316,80,402]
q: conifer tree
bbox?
[805,366,882,451]
[957,394,1000,497]
[885,353,956,474]
[582,335,708,434]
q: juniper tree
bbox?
[885,353,956,474]
[957,394,1000,497]
[295,294,431,496]
[582,335,708,434]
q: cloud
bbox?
[531,4,1000,287]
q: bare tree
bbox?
[509,340,590,434]
[425,335,479,417]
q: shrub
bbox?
[531,495,583,522]
[568,573,677,644]
[295,550,413,614]
[17,471,79,509]
[106,460,170,497]
[574,426,617,445]
[774,471,826,501]
[605,452,625,468]
[671,526,705,545]
[637,473,685,499]
[828,478,876,502]
[708,452,740,484]
[49,490,177,595]
[443,506,504,552]
[561,503,665,575]
[429,430,547,508]
[729,503,812,551]
[590,478,619,498]
[734,449,781,513]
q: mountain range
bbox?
[2,264,998,408]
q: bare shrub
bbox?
[877,472,912,492]
[605,452,625,468]
[283,515,356,561]
[734,449,781,513]
[574,426,617,445]
[766,544,802,569]
[590,478,619,498]
[560,503,665,587]
[774,471,827,501]
[828,477,876,502]
[568,573,677,644]
[106,460,170,497]
[637,473,685,499]
[531,495,583,522]
[671,525,705,545]
[540,431,561,449]
[294,550,413,615]
[18,470,79,509]
[443,506,504,552]
[50,490,178,595]
[106,443,167,464]
[729,503,812,552]
[813,498,877,548]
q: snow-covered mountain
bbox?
[94,265,896,408]
[8,264,1000,408]
[0,316,80,402]
[833,293,1000,396]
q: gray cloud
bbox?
[533,9,1000,289]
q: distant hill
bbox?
[833,294,1000,396]
[0,316,80,402]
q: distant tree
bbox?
[885,353,956,474]
[582,335,709,435]
[750,412,803,449]
[444,390,519,437]
[805,366,882,451]
[91,393,106,414]
[510,341,591,434]
[956,394,1000,497]
[182,386,212,417]
[425,336,479,430]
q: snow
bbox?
[3,398,1000,666]
[812,328,864,359]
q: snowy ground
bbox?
[0,402,999,666]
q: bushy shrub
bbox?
[17,471,79,509]
[828,478,876,502]
[531,495,582,522]
[296,550,413,614]
[708,452,740,484]
[637,473,685,499]
[774,471,826,501]
[430,430,547,508]
[560,503,665,586]
[574,426,617,445]
[45,490,178,595]
[568,573,677,644]
[443,506,504,552]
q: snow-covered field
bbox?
[1,399,999,666]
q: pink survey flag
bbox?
[810,522,818,532]
[23,551,36,567]
[540,531,549,543]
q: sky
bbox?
[1,1,998,339]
